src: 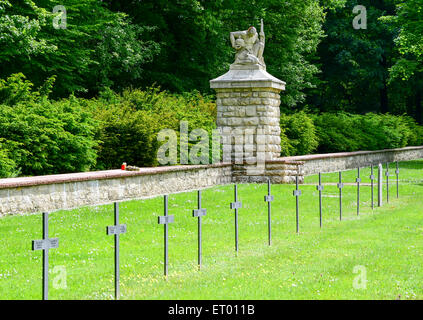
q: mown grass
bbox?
[0,161,422,300]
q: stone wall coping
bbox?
[278,146,423,162]
[0,163,232,189]
[266,159,305,165]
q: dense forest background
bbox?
[0,0,422,177]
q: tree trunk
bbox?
[380,55,389,114]
[416,91,422,124]
[380,81,389,114]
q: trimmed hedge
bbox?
[312,112,423,153]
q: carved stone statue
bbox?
[230,19,265,68]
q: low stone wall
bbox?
[0,164,232,216]
[1,146,422,216]
[281,146,423,176]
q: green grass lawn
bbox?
[1,161,423,300]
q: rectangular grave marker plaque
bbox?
[106,202,127,300]
[31,212,59,300]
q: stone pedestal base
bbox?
[211,64,286,180]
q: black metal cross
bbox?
[293,175,302,234]
[192,190,206,269]
[370,166,375,210]
[316,172,324,228]
[158,195,175,278]
[356,168,361,216]
[264,179,274,245]
[396,162,400,198]
[32,212,59,300]
[386,163,390,203]
[230,184,242,253]
[106,202,127,300]
[337,172,344,221]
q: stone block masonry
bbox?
[0,147,422,216]
[281,146,423,176]
[0,164,232,216]
[215,87,282,160]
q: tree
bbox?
[105,0,328,108]
[306,0,397,114]
[0,0,160,98]
[382,0,423,123]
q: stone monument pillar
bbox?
[210,20,286,167]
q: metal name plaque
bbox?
[385,171,390,177]
[316,185,324,191]
[230,202,242,210]
[158,215,175,225]
[396,169,400,175]
[264,195,274,202]
[337,183,344,189]
[356,178,362,183]
[370,175,375,180]
[193,208,207,217]
[32,238,59,251]
[293,190,302,197]
[107,224,127,235]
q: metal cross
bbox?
[293,175,302,234]
[396,162,400,198]
[32,212,59,300]
[370,166,375,210]
[192,190,206,269]
[158,195,175,278]
[386,163,390,203]
[264,179,274,245]
[337,172,344,221]
[356,168,361,216]
[230,184,242,253]
[316,172,324,228]
[106,202,127,299]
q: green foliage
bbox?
[0,75,98,177]
[0,0,160,98]
[312,112,423,153]
[0,139,19,178]
[280,111,318,156]
[107,0,326,107]
[91,87,217,169]
[382,0,423,81]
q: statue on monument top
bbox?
[230,19,265,68]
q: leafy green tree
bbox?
[106,0,329,108]
[0,74,98,176]
[0,0,160,98]
[307,0,397,114]
[382,0,423,123]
